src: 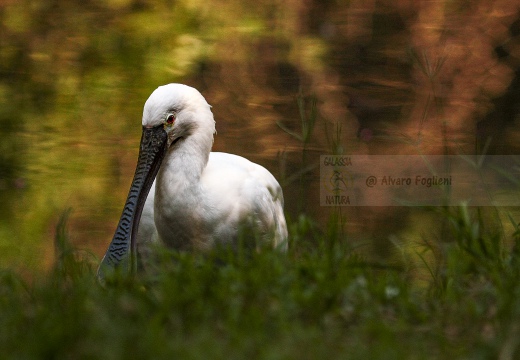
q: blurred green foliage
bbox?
[2,206,520,358]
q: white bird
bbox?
[98,84,287,279]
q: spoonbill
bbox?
[98,84,288,280]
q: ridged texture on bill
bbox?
[98,125,168,280]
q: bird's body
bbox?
[139,152,287,251]
[99,84,287,279]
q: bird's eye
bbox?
[166,114,175,124]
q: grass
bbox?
[1,206,520,359]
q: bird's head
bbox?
[142,83,215,149]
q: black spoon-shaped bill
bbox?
[97,125,168,281]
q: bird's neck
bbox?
[157,130,213,190]
[155,104,215,209]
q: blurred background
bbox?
[1,0,520,272]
